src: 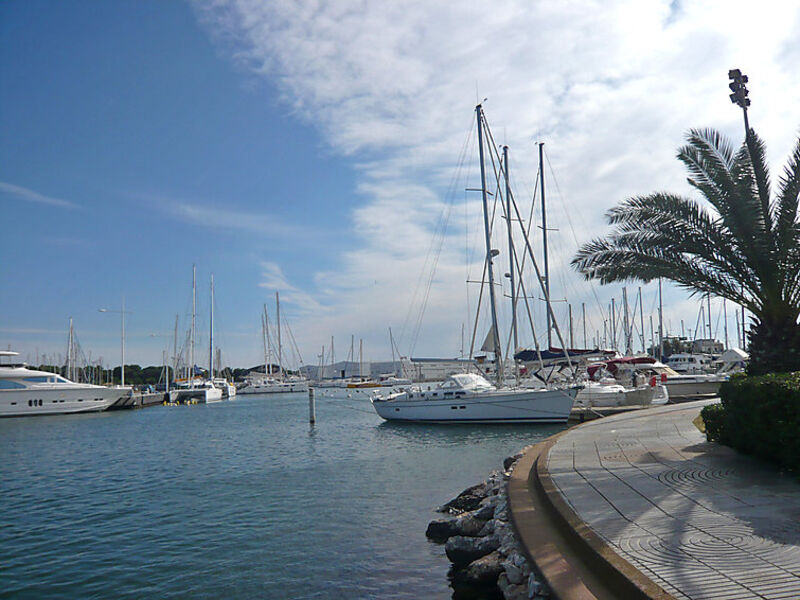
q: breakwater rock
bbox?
[427,449,549,600]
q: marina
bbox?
[3,3,800,600]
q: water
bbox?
[0,395,564,599]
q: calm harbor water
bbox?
[1,394,564,599]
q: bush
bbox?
[709,372,800,473]
[700,403,726,443]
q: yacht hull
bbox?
[665,376,724,402]
[238,381,309,394]
[0,386,130,417]
[372,387,578,424]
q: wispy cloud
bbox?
[192,0,800,359]
[138,192,305,238]
[0,181,80,209]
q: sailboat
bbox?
[170,267,223,404]
[238,292,309,395]
[371,104,580,424]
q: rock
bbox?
[439,483,488,513]
[473,503,495,521]
[452,550,504,586]
[455,513,486,537]
[498,572,529,600]
[528,574,544,598]
[503,453,523,472]
[479,518,497,536]
[445,534,500,566]
[503,558,524,585]
[426,517,459,542]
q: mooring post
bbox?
[309,387,316,424]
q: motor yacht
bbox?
[0,351,132,417]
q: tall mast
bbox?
[658,278,664,360]
[172,314,179,384]
[359,338,364,378]
[476,104,503,385]
[209,274,214,379]
[638,287,645,353]
[707,293,713,340]
[622,287,630,354]
[723,299,729,350]
[276,291,283,381]
[503,145,518,351]
[190,265,196,388]
[582,303,587,348]
[540,142,551,348]
[261,304,270,378]
[611,298,617,352]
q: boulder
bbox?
[438,483,488,513]
[503,453,523,472]
[426,517,459,542]
[473,503,495,521]
[454,513,486,537]
[497,572,529,600]
[451,550,504,586]
[445,534,500,566]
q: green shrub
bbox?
[716,372,800,472]
[700,403,726,442]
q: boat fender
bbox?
[660,373,667,382]
[650,376,657,387]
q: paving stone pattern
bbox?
[547,400,800,599]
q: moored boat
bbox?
[0,351,132,417]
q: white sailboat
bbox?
[170,267,222,404]
[238,292,309,395]
[372,105,580,424]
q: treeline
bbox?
[35,363,295,385]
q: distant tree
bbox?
[572,128,800,375]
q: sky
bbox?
[2,0,799,370]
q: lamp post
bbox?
[728,68,751,133]
[729,68,751,349]
[98,297,131,386]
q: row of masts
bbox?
[473,105,748,382]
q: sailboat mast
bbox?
[658,278,664,360]
[503,145,518,351]
[209,274,214,379]
[539,142,551,349]
[261,304,270,377]
[276,291,283,381]
[190,265,196,388]
[475,104,503,385]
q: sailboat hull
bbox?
[372,387,578,424]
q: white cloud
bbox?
[192,0,800,360]
[0,181,80,209]
[140,192,305,238]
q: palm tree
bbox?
[572,127,800,375]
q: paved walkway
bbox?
[546,400,800,599]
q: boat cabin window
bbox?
[24,376,49,383]
[0,380,25,389]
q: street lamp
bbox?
[728,68,751,133]
[98,297,132,387]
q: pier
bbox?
[509,399,800,599]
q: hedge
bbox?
[701,372,800,473]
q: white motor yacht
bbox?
[0,351,132,417]
[371,373,579,424]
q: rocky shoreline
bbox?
[426,449,549,599]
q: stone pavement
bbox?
[546,400,800,599]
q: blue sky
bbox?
[2,0,799,370]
